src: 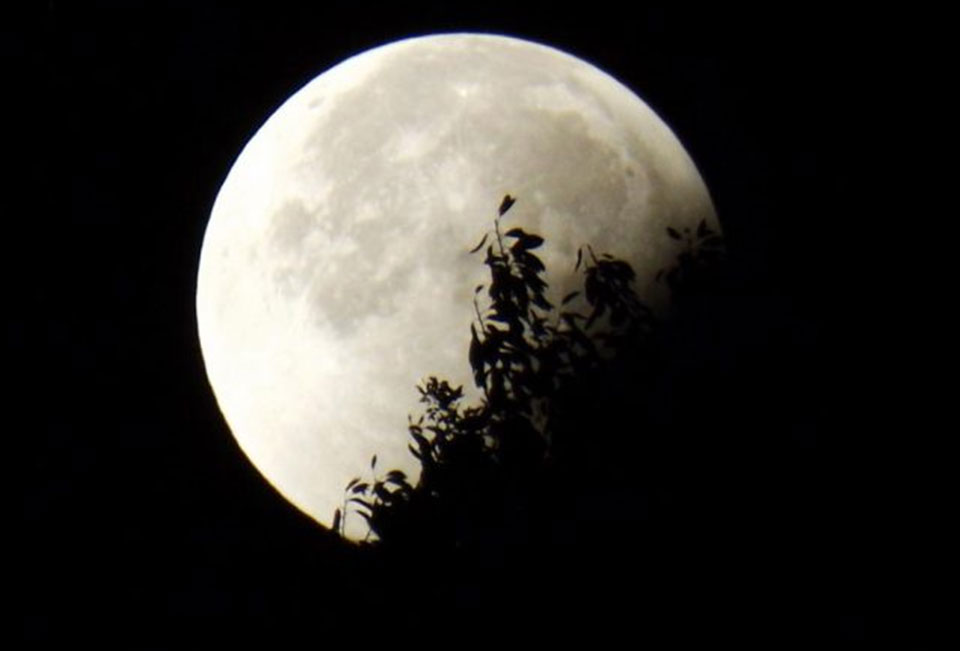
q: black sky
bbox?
[22,2,916,646]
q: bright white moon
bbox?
[197,34,716,539]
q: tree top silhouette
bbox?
[334,194,724,552]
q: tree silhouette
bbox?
[318,198,864,645]
[335,195,725,565]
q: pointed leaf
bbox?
[575,248,583,271]
[469,233,489,254]
[504,227,526,238]
[499,194,516,216]
[519,252,545,272]
[370,454,377,470]
[331,508,341,533]
[351,482,369,494]
[587,245,599,264]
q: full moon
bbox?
[197,33,716,539]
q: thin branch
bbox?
[494,215,505,257]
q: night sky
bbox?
[22,3,914,646]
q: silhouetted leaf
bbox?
[469,324,483,378]
[575,248,583,271]
[667,227,682,240]
[499,194,516,215]
[475,284,484,294]
[533,294,553,311]
[332,508,341,533]
[523,234,544,249]
[469,233,489,254]
[351,483,369,494]
[371,455,377,470]
[346,477,360,491]
[586,245,599,265]
[519,252,545,272]
[504,227,526,238]
[411,429,430,451]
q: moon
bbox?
[197,33,716,539]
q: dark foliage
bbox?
[337,196,725,571]
[325,198,892,648]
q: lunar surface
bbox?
[196,34,716,539]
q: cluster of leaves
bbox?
[335,196,724,550]
[657,220,726,298]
